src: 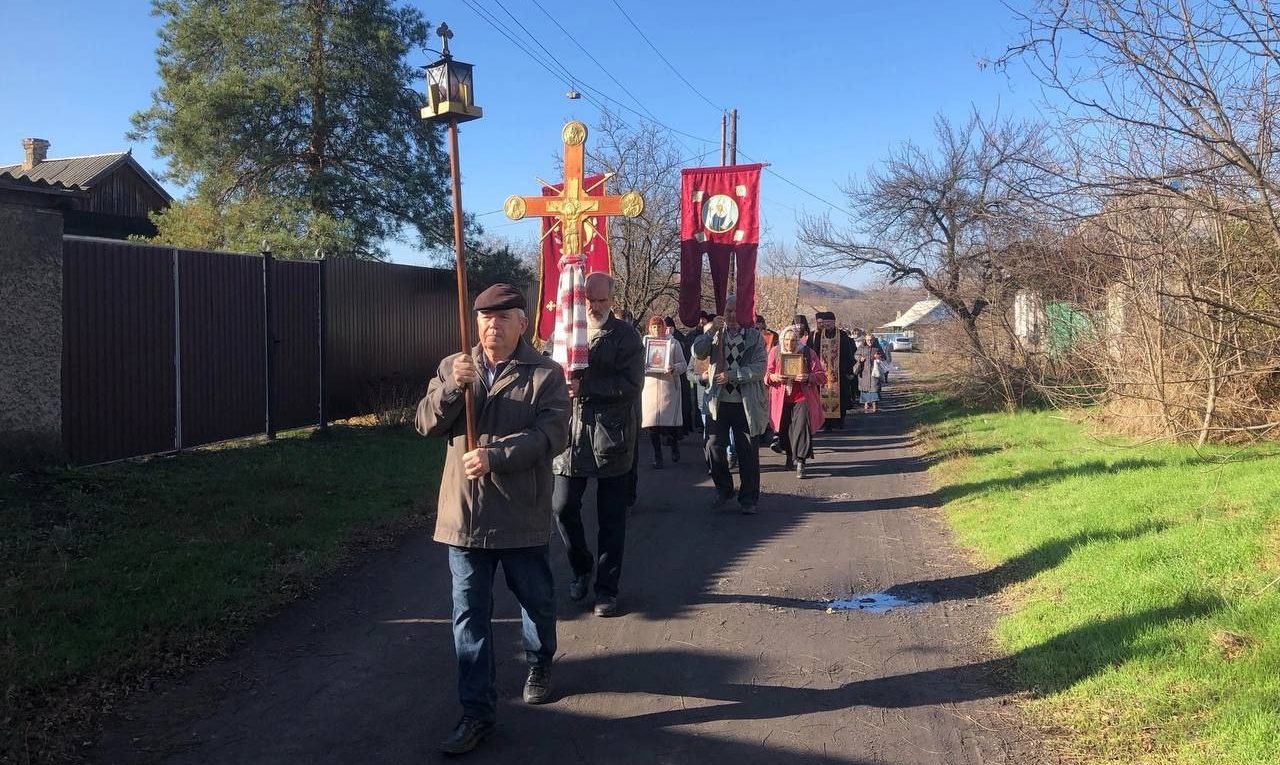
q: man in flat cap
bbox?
[553,271,644,617]
[417,283,570,755]
[808,311,856,430]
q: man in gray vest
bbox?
[692,294,768,514]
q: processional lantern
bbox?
[421,22,483,123]
[420,21,481,452]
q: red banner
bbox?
[678,164,763,327]
[534,174,611,342]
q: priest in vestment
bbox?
[808,311,856,430]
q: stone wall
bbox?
[0,201,63,464]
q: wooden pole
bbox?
[729,108,737,166]
[727,108,738,316]
[447,118,477,451]
[720,112,727,166]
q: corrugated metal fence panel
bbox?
[272,260,320,430]
[177,249,267,448]
[324,259,458,420]
[62,238,176,465]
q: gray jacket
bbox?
[691,326,769,437]
[553,316,644,478]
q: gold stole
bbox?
[818,331,842,418]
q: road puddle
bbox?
[824,592,928,614]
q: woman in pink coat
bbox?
[765,325,827,478]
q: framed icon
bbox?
[645,337,671,374]
[780,352,805,379]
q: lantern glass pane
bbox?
[427,65,448,106]
[456,67,473,105]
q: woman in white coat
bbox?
[641,315,688,468]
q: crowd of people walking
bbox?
[416,277,893,755]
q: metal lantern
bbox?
[421,23,483,123]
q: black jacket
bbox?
[552,316,644,478]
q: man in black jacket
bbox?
[552,272,644,617]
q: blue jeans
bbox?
[447,545,557,723]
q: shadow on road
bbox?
[884,521,1172,603]
[553,593,1220,730]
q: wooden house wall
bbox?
[82,166,168,218]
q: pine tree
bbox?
[131,0,452,259]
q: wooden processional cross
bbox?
[503,120,644,266]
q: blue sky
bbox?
[0,1,1046,279]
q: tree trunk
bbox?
[306,0,329,217]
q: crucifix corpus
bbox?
[504,120,644,377]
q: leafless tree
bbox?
[998,0,1280,442]
[585,113,682,324]
[798,111,1061,405]
[1002,0,1280,329]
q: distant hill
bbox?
[799,280,863,303]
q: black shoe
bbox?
[671,444,680,462]
[523,664,552,705]
[740,502,757,515]
[652,458,663,469]
[784,458,795,471]
[594,595,619,617]
[439,716,493,755]
[711,491,736,510]
[769,437,784,454]
[568,574,589,602]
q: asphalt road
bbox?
[96,378,1037,764]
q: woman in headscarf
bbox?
[641,315,688,468]
[855,333,883,413]
[765,325,827,478]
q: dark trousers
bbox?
[780,400,814,460]
[553,474,628,596]
[647,426,679,460]
[447,545,556,723]
[708,401,760,506]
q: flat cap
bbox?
[815,310,836,320]
[474,283,526,312]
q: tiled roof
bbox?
[0,151,172,201]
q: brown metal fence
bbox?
[323,259,460,421]
[61,236,459,465]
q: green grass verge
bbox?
[916,396,1280,764]
[1,425,442,757]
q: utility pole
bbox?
[720,111,727,166]
[728,108,737,166]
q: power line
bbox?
[457,2,845,218]
[458,0,622,125]
[608,0,725,114]
[460,0,710,155]
[489,0,705,156]
[529,0,662,124]
[491,0,579,85]
[738,148,846,213]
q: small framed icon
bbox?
[780,352,805,379]
[645,337,671,374]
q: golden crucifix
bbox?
[504,120,644,255]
